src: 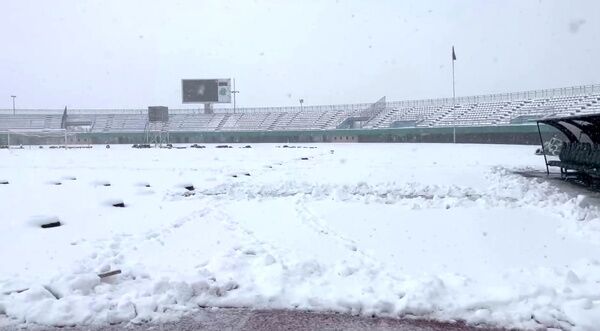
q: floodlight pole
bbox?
[11,95,16,115]
[231,78,239,114]
[299,99,304,111]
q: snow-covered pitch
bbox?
[1,144,600,330]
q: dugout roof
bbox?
[537,113,600,144]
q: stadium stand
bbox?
[1,84,599,134]
[0,114,62,131]
[167,114,212,131]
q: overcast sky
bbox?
[1,0,599,109]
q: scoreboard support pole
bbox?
[204,103,214,114]
[232,78,239,114]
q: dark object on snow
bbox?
[105,144,111,149]
[216,145,232,149]
[39,146,44,149]
[243,145,252,149]
[301,157,309,160]
[244,173,251,176]
[184,185,195,191]
[282,145,289,148]
[145,184,151,188]
[103,183,111,187]
[98,269,122,279]
[232,175,238,178]
[53,182,62,185]
[190,144,206,148]
[68,145,92,149]
[112,202,126,207]
[41,221,62,229]
[0,181,8,185]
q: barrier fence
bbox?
[1,84,599,116]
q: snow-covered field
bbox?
[1,143,600,330]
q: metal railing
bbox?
[1,84,599,115]
[387,84,600,109]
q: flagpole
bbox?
[452,48,456,144]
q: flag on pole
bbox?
[452,46,457,61]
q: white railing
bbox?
[1,84,598,115]
[387,84,600,108]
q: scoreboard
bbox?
[182,79,231,103]
[148,106,168,122]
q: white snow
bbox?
[1,143,600,330]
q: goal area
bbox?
[1,129,70,146]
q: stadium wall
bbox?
[16,124,555,146]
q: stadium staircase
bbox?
[265,113,284,131]
[215,114,230,131]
